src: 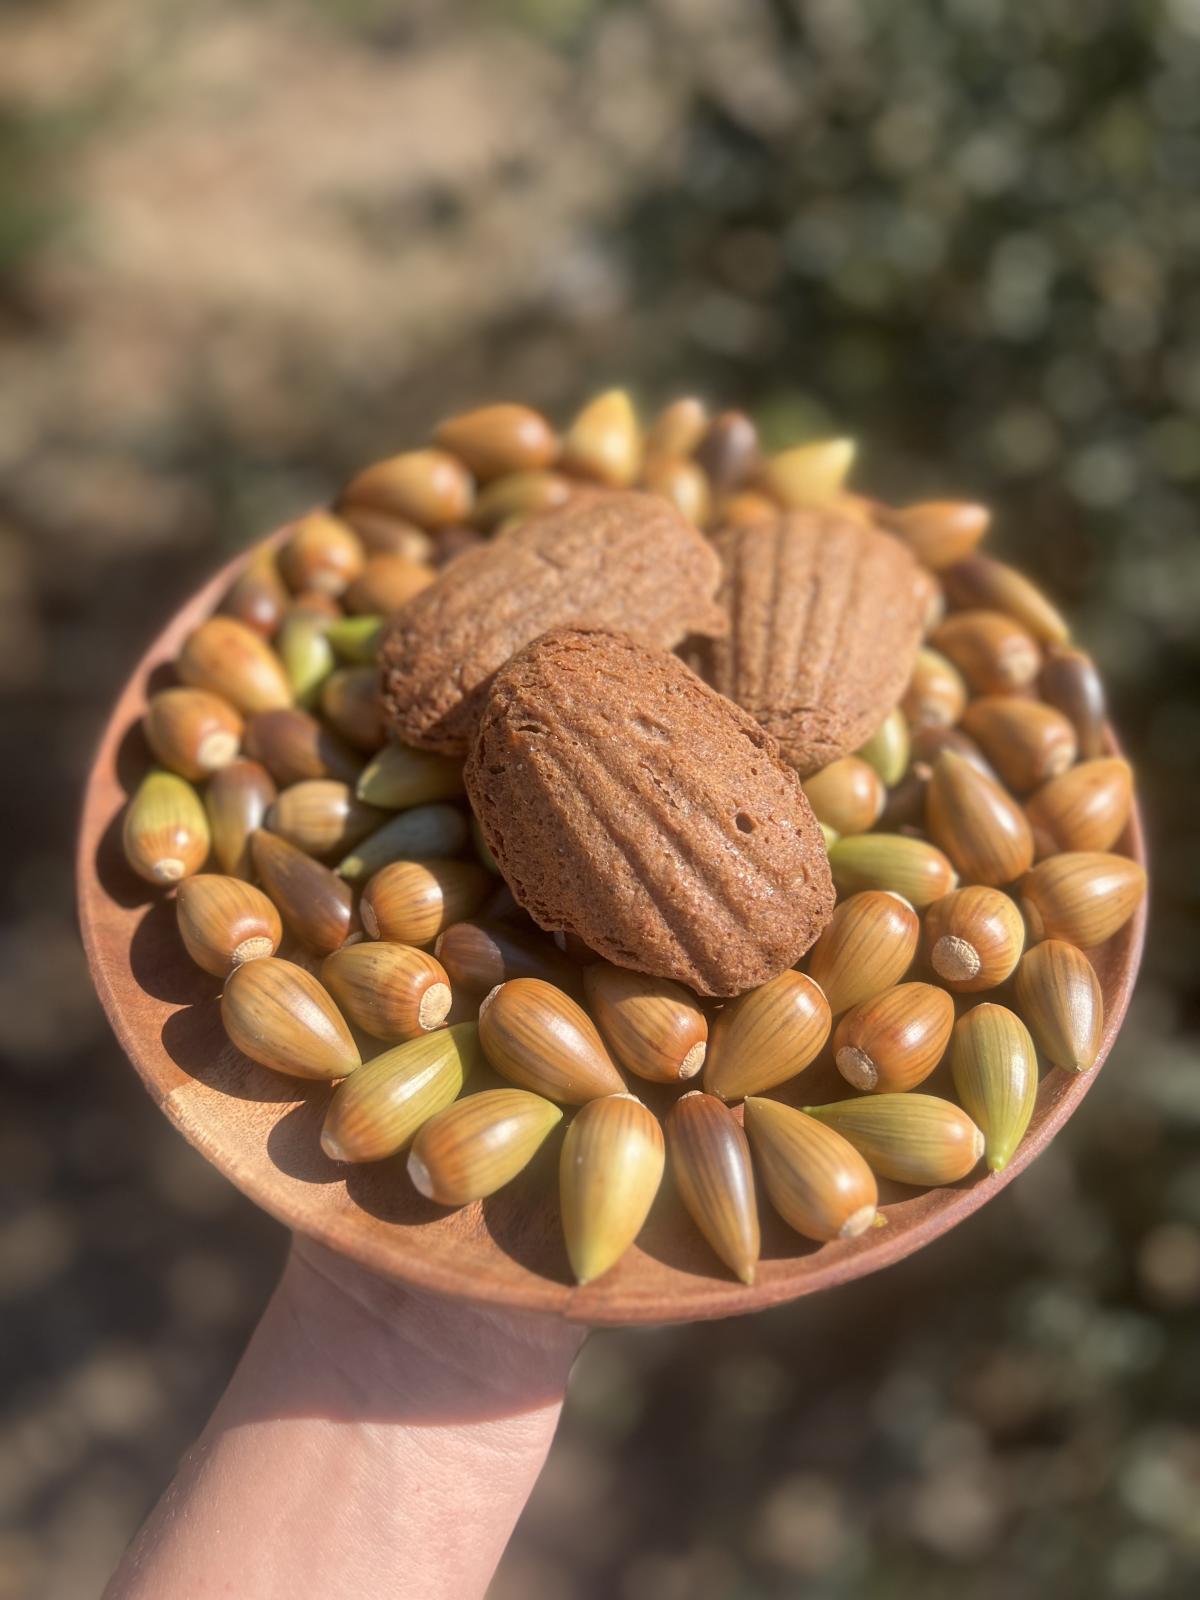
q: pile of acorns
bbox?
[117,392,1146,1287]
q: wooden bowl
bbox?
[78,545,1148,1326]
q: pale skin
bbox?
[103,1237,588,1600]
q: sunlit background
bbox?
[3,1,1200,1595]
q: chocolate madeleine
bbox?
[692,510,927,775]
[379,490,724,755]
[465,628,834,997]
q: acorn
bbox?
[960,697,1078,794]
[321,941,452,1041]
[560,1094,664,1284]
[275,613,336,708]
[267,780,387,860]
[877,766,930,833]
[205,759,277,879]
[360,859,490,944]
[355,743,466,808]
[759,438,856,508]
[639,456,711,525]
[340,508,435,562]
[645,396,708,460]
[930,610,1041,696]
[221,547,290,638]
[285,590,344,624]
[925,749,1035,886]
[876,501,990,569]
[703,971,830,1102]
[176,875,282,976]
[924,885,1026,992]
[221,957,360,1080]
[1024,758,1133,858]
[324,615,384,664]
[909,723,1000,784]
[407,1089,563,1205]
[123,770,210,885]
[277,512,366,596]
[901,648,968,729]
[340,448,474,529]
[176,616,292,715]
[743,1099,878,1242]
[478,978,625,1103]
[343,554,435,616]
[471,470,574,531]
[695,411,760,492]
[806,890,921,1014]
[321,1023,483,1162]
[433,403,559,480]
[244,707,363,788]
[915,568,947,636]
[1019,852,1146,947]
[434,920,581,997]
[856,707,910,788]
[250,829,354,954]
[1012,940,1104,1073]
[582,964,708,1084]
[143,687,242,782]
[470,815,501,874]
[1039,646,1107,762]
[434,524,489,563]
[804,1095,984,1186]
[561,389,642,486]
[943,553,1070,646]
[832,982,955,1093]
[951,1003,1039,1172]
[665,1092,760,1285]
[337,804,471,883]
[802,756,886,837]
[827,834,958,908]
[321,667,387,753]
[715,489,778,525]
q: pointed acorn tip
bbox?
[320,1129,348,1163]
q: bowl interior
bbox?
[78,546,1147,1325]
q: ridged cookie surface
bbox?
[691,511,927,775]
[379,490,725,755]
[465,627,835,997]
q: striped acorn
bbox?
[560,1094,665,1285]
[951,1003,1039,1172]
[250,829,355,954]
[221,957,359,1080]
[924,885,1025,992]
[806,890,920,1014]
[1039,647,1107,761]
[278,512,365,596]
[321,941,452,1042]
[930,610,1041,696]
[1019,851,1146,948]
[833,982,955,1093]
[759,438,856,509]
[407,1089,563,1205]
[827,834,958,908]
[244,707,363,788]
[321,667,387,753]
[960,697,1078,794]
[340,448,474,529]
[337,804,471,884]
[478,978,625,1104]
[143,687,242,782]
[703,971,830,1102]
[943,553,1070,646]
[583,964,708,1084]
[876,501,990,570]
[856,707,910,788]
[435,919,580,997]
[743,1099,878,1242]
[804,1095,984,1187]
[176,875,282,976]
[267,780,387,860]
[356,743,466,809]
[433,403,559,480]
[321,1023,483,1163]
[1012,940,1104,1073]
[123,770,210,886]
[562,389,641,487]
[802,756,886,836]
[205,759,276,879]
[910,723,1000,784]
[901,648,968,729]
[925,749,1034,887]
[177,616,292,715]
[1024,758,1133,859]
[360,859,490,944]
[666,1092,760,1285]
